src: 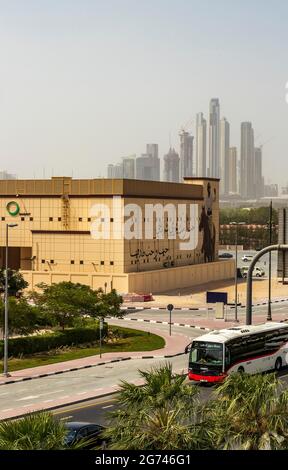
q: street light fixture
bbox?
[229,222,245,322]
[3,223,18,377]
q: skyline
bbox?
[0,1,287,186]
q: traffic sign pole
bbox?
[167,304,174,336]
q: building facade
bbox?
[0,177,233,293]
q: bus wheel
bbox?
[237,366,245,373]
[275,358,282,372]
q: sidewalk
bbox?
[123,278,288,309]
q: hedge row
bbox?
[0,323,108,358]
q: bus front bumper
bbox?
[188,372,226,383]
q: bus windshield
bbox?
[189,341,223,367]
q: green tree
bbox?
[103,363,205,450]
[0,411,83,450]
[206,373,288,450]
[31,281,123,330]
[0,269,28,297]
[0,297,40,335]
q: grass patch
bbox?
[0,326,165,372]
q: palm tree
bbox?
[103,363,207,450]
[0,411,78,450]
[206,372,288,450]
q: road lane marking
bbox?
[17,389,65,401]
[53,398,117,415]
[102,405,113,409]
[1,408,12,412]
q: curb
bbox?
[111,316,210,331]
[121,306,211,311]
[121,298,288,312]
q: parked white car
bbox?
[241,266,265,278]
[242,254,253,262]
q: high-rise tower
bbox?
[179,130,194,180]
[240,122,255,198]
[208,98,220,178]
[219,117,230,195]
[195,113,206,177]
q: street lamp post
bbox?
[229,222,245,322]
[99,318,104,358]
[3,223,18,377]
[267,201,273,321]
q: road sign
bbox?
[167,304,174,311]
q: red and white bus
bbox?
[185,322,288,383]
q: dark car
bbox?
[219,252,233,259]
[63,422,106,449]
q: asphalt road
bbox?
[53,369,288,425]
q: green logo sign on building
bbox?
[6,201,20,216]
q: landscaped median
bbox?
[0,325,165,372]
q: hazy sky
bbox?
[0,0,287,186]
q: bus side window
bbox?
[225,347,231,366]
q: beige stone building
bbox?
[0,176,234,293]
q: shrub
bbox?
[0,323,108,358]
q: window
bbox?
[80,260,84,265]
[101,261,104,265]
[21,217,25,221]
[110,261,114,265]
[50,260,54,264]
[41,259,45,264]
[79,217,82,222]
[1,217,5,221]
[49,217,53,221]
[29,217,33,221]
[101,218,105,222]
[110,217,114,222]
[71,260,75,264]
[88,217,91,222]
[58,217,61,221]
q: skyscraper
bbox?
[146,143,160,180]
[107,163,123,178]
[219,117,230,195]
[254,147,264,199]
[209,98,220,178]
[122,155,136,179]
[195,113,206,177]
[229,147,237,194]
[179,130,194,180]
[240,122,255,199]
[163,148,180,182]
